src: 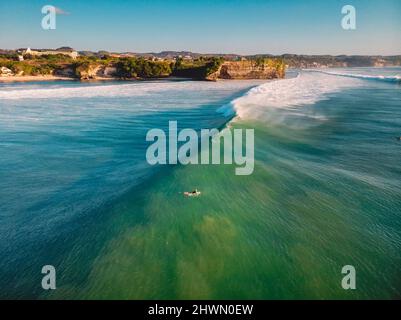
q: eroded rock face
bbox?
[79,65,103,80]
[76,64,118,80]
[207,61,285,80]
[55,67,75,77]
[103,67,117,77]
[0,66,13,76]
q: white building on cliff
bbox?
[18,47,79,59]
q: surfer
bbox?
[184,189,201,197]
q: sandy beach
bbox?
[0,75,76,82]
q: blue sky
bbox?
[1,0,400,55]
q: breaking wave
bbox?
[217,71,364,122]
[305,69,401,83]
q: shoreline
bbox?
[0,75,205,83]
[0,75,77,83]
[2,66,398,84]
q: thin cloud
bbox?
[55,7,70,15]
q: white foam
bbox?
[306,69,401,83]
[217,71,363,122]
[0,80,263,100]
[0,79,264,127]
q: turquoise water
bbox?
[0,68,400,299]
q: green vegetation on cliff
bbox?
[0,53,73,76]
[0,60,56,76]
[172,57,224,79]
[116,57,172,78]
[0,52,287,80]
[255,57,286,77]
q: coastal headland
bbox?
[1,47,400,82]
[0,48,286,82]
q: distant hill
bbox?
[252,54,401,68]
[108,51,401,67]
[2,47,401,69]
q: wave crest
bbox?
[217,71,363,122]
[305,69,401,83]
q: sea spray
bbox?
[217,71,364,124]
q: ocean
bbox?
[0,68,400,299]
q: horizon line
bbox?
[1,47,401,57]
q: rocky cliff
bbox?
[72,63,117,80]
[206,60,285,80]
